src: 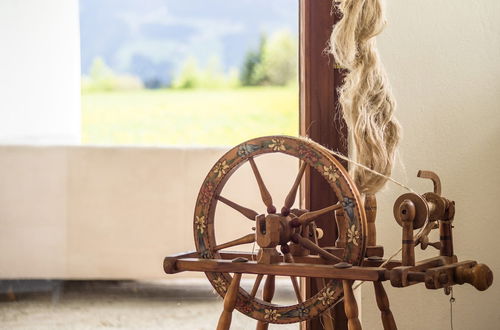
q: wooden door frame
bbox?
[299,1,348,329]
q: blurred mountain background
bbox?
[80,0,298,89]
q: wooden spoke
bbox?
[289,276,302,303]
[213,234,255,252]
[250,274,264,297]
[256,274,276,330]
[281,246,303,303]
[292,233,342,263]
[217,195,259,221]
[283,252,303,303]
[281,161,307,215]
[296,203,342,226]
[216,273,242,330]
[248,157,276,214]
[262,275,275,302]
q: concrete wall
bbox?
[360,1,500,329]
[0,0,80,144]
[0,146,298,279]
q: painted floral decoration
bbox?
[200,182,214,204]
[264,309,281,321]
[213,160,229,178]
[195,215,206,234]
[342,197,355,220]
[323,165,340,183]
[298,143,320,163]
[318,287,336,306]
[268,138,286,151]
[297,305,310,318]
[212,277,226,292]
[235,299,253,314]
[237,143,260,157]
[347,224,360,246]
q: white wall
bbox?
[361,1,500,329]
[0,0,81,144]
[0,146,298,279]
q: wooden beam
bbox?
[167,258,386,282]
[299,0,348,329]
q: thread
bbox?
[329,149,415,193]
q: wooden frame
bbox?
[299,1,347,329]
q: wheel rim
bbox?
[193,136,366,323]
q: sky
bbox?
[79,0,298,85]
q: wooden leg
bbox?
[217,273,242,330]
[343,280,362,330]
[373,281,397,330]
[256,275,275,330]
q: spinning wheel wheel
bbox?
[193,135,367,324]
[164,135,493,330]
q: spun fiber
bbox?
[329,0,401,194]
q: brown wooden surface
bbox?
[373,282,397,330]
[299,0,348,329]
[171,258,385,281]
[342,280,362,330]
[216,273,242,330]
[365,194,377,247]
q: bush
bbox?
[82,57,143,93]
[171,56,239,89]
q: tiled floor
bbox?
[0,279,298,330]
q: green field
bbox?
[82,87,298,146]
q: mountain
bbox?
[79,0,298,86]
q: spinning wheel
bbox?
[192,136,366,325]
[164,135,493,330]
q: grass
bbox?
[82,86,298,147]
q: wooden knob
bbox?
[455,264,493,291]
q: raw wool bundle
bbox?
[329,0,401,194]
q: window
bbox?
[80,0,299,146]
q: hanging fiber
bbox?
[329,0,401,194]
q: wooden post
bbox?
[343,280,362,330]
[299,0,348,329]
[373,282,397,330]
[217,273,242,330]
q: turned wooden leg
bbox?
[217,273,242,330]
[256,275,275,330]
[343,280,362,330]
[373,282,397,330]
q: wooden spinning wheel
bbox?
[164,135,493,330]
[193,135,366,326]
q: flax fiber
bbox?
[329,0,401,194]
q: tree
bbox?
[240,30,298,87]
[255,30,297,86]
[240,34,267,86]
